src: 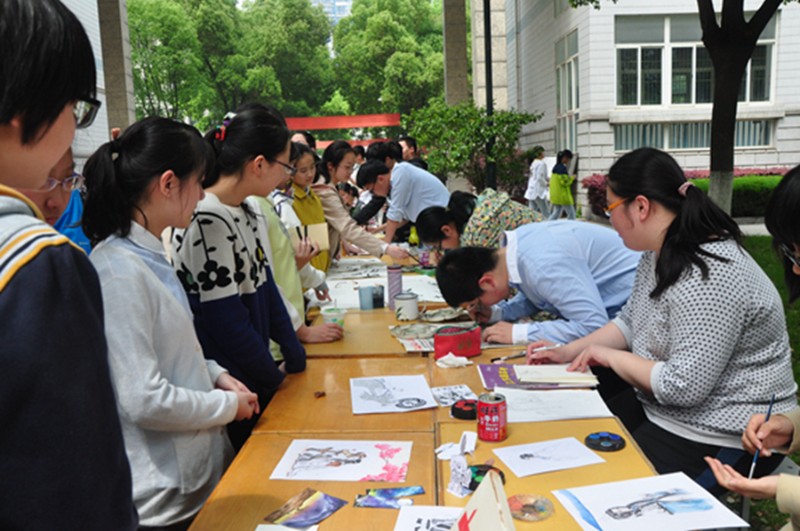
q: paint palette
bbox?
[507,494,555,522]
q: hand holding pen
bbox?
[491,343,564,364]
[748,394,776,479]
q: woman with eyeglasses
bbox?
[171,106,306,450]
[312,140,407,269]
[526,148,796,493]
[0,1,136,528]
[705,166,800,526]
[83,117,259,530]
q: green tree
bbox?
[572,0,786,213]
[128,0,208,120]
[244,0,334,117]
[333,0,444,114]
[404,97,542,192]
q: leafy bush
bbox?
[403,97,542,193]
[582,170,785,218]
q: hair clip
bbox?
[215,125,227,142]
[677,181,694,197]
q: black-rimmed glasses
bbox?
[274,160,297,177]
[74,97,102,129]
[780,243,800,268]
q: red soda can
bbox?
[477,392,507,442]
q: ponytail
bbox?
[83,117,212,246]
[416,192,477,244]
[607,147,742,298]
[765,165,800,302]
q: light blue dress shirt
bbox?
[493,220,641,344]
[387,161,450,223]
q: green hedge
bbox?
[691,175,782,217]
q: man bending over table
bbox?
[436,221,641,345]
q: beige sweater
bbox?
[313,182,386,261]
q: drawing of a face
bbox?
[396,397,426,409]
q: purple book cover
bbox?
[477,364,590,390]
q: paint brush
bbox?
[748,393,776,479]
[490,344,564,363]
[295,226,303,241]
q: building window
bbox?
[614,120,773,151]
[615,14,776,106]
[556,30,579,151]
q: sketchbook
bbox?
[553,472,748,531]
[289,222,330,252]
[477,364,596,390]
[270,439,412,482]
[350,375,437,414]
[496,387,613,423]
[514,364,599,386]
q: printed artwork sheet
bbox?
[553,472,748,531]
[350,375,437,414]
[271,439,412,482]
[493,437,605,477]
[496,387,613,423]
[392,505,464,531]
[430,384,478,407]
[515,364,599,385]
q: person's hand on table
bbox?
[526,340,576,364]
[567,344,617,372]
[315,287,331,302]
[482,321,512,344]
[297,323,343,343]
[704,457,779,499]
[743,413,795,457]
[385,244,408,261]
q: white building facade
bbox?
[506,0,800,181]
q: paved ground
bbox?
[739,223,770,236]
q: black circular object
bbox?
[585,431,626,451]
[468,464,505,491]
[451,399,477,420]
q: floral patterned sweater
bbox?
[172,193,306,408]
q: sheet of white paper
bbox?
[493,437,605,477]
[350,375,437,414]
[392,505,464,531]
[270,439,412,482]
[496,387,613,423]
[320,274,445,309]
[553,472,749,531]
[430,384,478,407]
[514,364,599,384]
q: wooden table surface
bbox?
[436,418,655,530]
[305,308,411,358]
[254,357,436,434]
[189,431,436,531]
[428,349,520,422]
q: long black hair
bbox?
[416,191,477,244]
[765,165,800,302]
[607,147,742,298]
[317,140,355,184]
[204,104,290,188]
[0,0,96,143]
[83,117,212,246]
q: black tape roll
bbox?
[451,399,478,420]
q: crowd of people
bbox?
[4,1,800,529]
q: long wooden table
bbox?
[253,357,435,434]
[304,308,410,358]
[190,431,436,531]
[437,418,655,530]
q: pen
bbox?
[295,226,303,241]
[304,225,308,239]
[490,343,564,363]
[748,393,776,479]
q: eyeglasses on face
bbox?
[73,97,102,129]
[780,243,800,268]
[274,159,297,177]
[604,197,628,218]
[38,171,85,193]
